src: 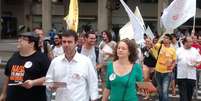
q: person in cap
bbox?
[0,32,50,101]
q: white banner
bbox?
[145,26,155,40]
[161,0,196,33]
[119,22,134,40]
[120,0,145,44]
[134,6,145,29]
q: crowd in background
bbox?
[0,27,201,101]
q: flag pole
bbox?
[191,15,196,36]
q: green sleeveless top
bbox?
[105,61,143,101]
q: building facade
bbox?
[0,0,201,39]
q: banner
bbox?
[64,0,79,32]
[134,6,145,29]
[119,22,134,40]
[161,0,196,33]
[120,0,145,44]
[145,26,155,40]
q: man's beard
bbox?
[55,42,60,46]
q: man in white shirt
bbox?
[46,30,99,101]
[77,31,99,67]
[177,36,201,101]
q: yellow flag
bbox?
[64,0,79,32]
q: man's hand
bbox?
[167,60,176,71]
[21,80,34,89]
[47,85,58,92]
[167,65,174,71]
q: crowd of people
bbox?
[0,27,201,101]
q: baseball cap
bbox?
[18,32,39,38]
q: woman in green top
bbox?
[102,39,143,101]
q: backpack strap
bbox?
[95,46,99,63]
[122,63,135,101]
[178,42,181,47]
[51,45,55,50]
[157,44,162,60]
[77,45,82,53]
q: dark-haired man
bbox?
[152,34,176,101]
[77,31,99,67]
[46,30,99,101]
[0,32,50,101]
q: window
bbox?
[1,16,17,39]
[197,0,201,9]
[33,0,63,3]
[5,0,21,4]
[33,0,41,3]
[142,0,158,3]
[80,0,96,3]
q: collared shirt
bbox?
[177,47,201,80]
[46,52,99,101]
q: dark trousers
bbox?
[177,79,196,101]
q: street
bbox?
[1,64,201,101]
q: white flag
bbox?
[120,0,145,44]
[145,26,155,40]
[161,0,196,33]
[134,6,145,29]
[119,22,134,40]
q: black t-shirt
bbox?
[5,51,50,101]
[141,47,156,68]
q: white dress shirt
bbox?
[177,47,201,80]
[46,52,99,101]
